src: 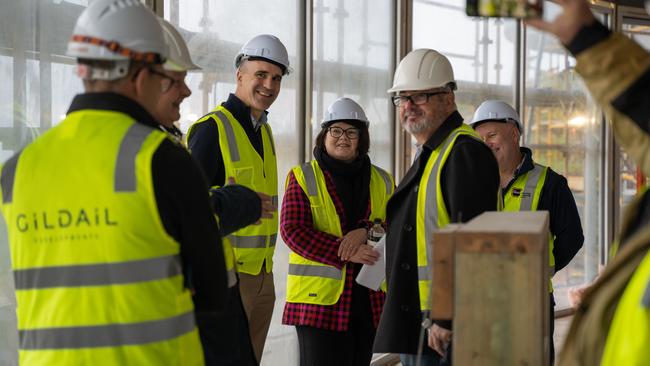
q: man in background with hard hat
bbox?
[153,19,261,366]
[469,100,584,365]
[188,34,291,362]
[373,49,500,365]
[0,1,227,364]
[527,0,650,364]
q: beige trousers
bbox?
[239,270,275,363]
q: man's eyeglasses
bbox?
[391,91,448,107]
[147,67,183,93]
[327,126,360,139]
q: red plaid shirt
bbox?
[281,168,385,332]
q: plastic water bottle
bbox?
[367,218,385,246]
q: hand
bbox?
[338,228,367,261]
[255,192,275,224]
[347,244,380,265]
[525,0,596,45]
[568,283,591,310]
[228,176,275,225]
[428,324,452,357]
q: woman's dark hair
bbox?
[315,121,370,157]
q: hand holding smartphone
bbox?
[466,0,543,18]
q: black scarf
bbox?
[314,146,371,231]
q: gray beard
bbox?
[403,118,431,135]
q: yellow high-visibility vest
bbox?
[503,163,556,292]
[415,124,492,311]
[0,110,202,365]
[286,160,393,305]
[189,106,278,275]
[601,250,650,365]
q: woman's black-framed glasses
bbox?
[327,126,360,139]
[391,91,448,107]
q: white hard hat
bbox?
[67,0,168,63]
[388,49,455,93]
[160,19,201,72]
[321,97,370,128]
[234,34,292,75]
[469,100,522,133]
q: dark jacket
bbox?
[373,111,500,355]
[505,147,584,274]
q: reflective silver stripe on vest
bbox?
[1,151,21,204]
[19,310,195,350]
[374,166,392,195]
[519,164,545,211]
[115,123,154,192]
[300,162,318,196]
[14,255,181,290]
[229,235,272,249]
[420,131,480,283]
[418,266,432,282]
[262,124,276,155]
[214,110,241,163]
[269,233,277,247]
[288,263,342,280]
[227,268,238,288]
[272,195,279,209]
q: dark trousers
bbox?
[196,285,258,366]
[296,283,376,366]
[550,295,555,366]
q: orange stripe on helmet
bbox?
[71,35,163,64]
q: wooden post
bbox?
[431,211,549,366]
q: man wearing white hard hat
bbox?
[0,1,228,365]
[188,34,291,362]
[154,19,262,365]
[373,49,500,366]
[470,100,584,365]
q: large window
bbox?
[524,2,609,309]
[412,0,517,121]
[311,0,395,171]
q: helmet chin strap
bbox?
[76,60,130,81]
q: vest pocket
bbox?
[286,253,345,305]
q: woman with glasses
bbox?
[280,97,394,366]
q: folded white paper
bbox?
[355,236,386,291]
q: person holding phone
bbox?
[527,0,650,365]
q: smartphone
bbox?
[466,0,543,18]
